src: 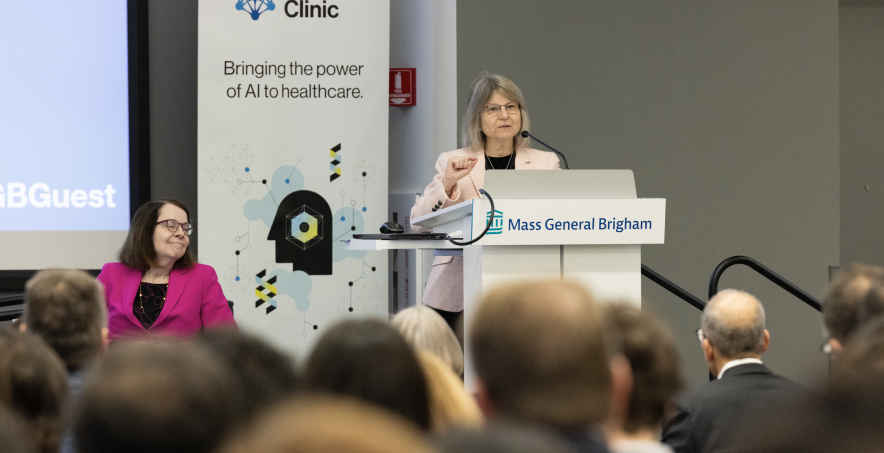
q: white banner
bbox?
[469,198,666,245]
[198,0,389,357]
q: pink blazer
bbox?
[97,262,236,341]
[411,147,561,311]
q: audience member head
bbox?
[303,318,431,430]
[392,305,464,376]
[23,269,107,371]
[823,263,884,354]
[414,350,482,433]
[0,405,37,453]
[118,199,196,270]
[0,331,68,453]
[700,289,769,375]
[831,316,884,391]
[73,340,235,453]
[195,328,299,421]
[603,303,682,438]
[436,420,576,453]
[220,396,437,453]
[470,279,613,430]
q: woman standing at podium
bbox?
[411,73,561,329]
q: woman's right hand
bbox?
[442,156,478,193]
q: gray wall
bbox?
[458,1,840,388]
[840,0,884,267]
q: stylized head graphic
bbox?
[269,190,333,275]
[235,0,276,20]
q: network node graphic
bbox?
[286,206,323,250]
[223,266,249,292]
[357,284,384,310]
[235,0,276,20]
[206,144,255,194]
[353,160,376,188]
[338,297,358,313]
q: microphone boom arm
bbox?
[521,131,569,169]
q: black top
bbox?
[485,153,516,170]
[133,282,168,329]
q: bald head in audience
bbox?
[700,289,769,376]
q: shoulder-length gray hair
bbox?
[461,72,531,153]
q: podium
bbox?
[345,170,666,389]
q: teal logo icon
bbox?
[236,0,276,20]
[486,210,503,235]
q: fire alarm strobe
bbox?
[389,68,416,107]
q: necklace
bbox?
[145,270,171,281]
[139,282,168,310]
[485,151,514,170]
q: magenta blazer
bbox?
[97,262,236,341]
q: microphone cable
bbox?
[447,189,495,246]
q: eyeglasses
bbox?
[483,103,520,117]
[157,219,193,236]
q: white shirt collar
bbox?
[717,358,763,379]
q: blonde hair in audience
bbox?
[219,396,436,453]
[392,305,464,376]
[415,350,483,433]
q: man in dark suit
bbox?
[662,289,804,453]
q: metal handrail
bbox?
[0,307,23,323]
[641,264,706,311]
[708,256,823,312]
[0,294,25,308]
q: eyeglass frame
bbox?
[157,219,194,236]
[483,103,521,117]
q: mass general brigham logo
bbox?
[236,0,276,20]
[486,210,504,235]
